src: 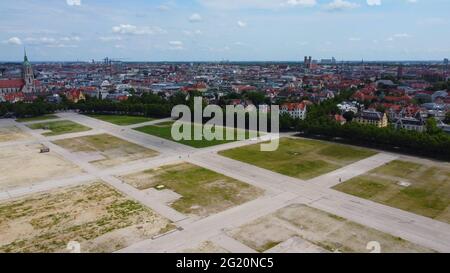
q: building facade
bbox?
[355,110,389,128]
[0,51,36,96]
[394,117,425,132]
[281,102,308,120]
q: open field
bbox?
[334,160,450,224]
[0,144,82,191]
[0,182,174,253]
[86,114,155,126]
[118,163,263,217]
[135,121,255,148]
[219,137,377,180]
[27,120,91,136]
[16,115,59,123]
[0,126,32,142]
[53,134,159,168]
[228,204,433,253]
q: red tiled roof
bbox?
[0,79,24,89]
[282,102,307,111]
[80,86,97,91]
[335,114,346,122]
[3,92,24,102]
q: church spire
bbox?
[23,48,31,66]
[22,49,35,93]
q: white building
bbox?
[281,102,307,120]
[337,101,359,114]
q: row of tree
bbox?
[297,119,450,160]
[296,89,450,160]
[75,99,173,118]
[0,101,64,118]
[0,92,184,119]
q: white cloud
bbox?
[325,0,359,11]
[367,0,381,6]
[208,46,231,52]
[285,0,317,7]
[237,21,247,27]
[112,24,166,35]
[386,33,411,42]
[157,5,170,11]
[349,37,361,41]
[169,41,183,46]
[198,0,316,10]
[21,36,81,48]
[168,41,184,50]
[4,37,22,45]
[393,33,410,38]
[99,36,123,42]
[24,37,57,45]
[47,44,78,48]
[418,17,446,26]
[60,36,80,42]
[183,30,202,36]
[66,0,81,6]
[189,13,202,23]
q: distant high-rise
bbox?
[397,65,403,80]
[320,57,336,65]
[445,58,449,71]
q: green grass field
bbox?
[86,114,155,126]
[119,163,263,217]
[219,138,377,180]
[334,160,450,224]
[135,121,255,148]
[16,114,59,123]
[27,120,91,136]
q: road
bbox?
[1,112,449,253]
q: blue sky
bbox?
[1,0,449,61]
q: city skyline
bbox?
[1,0,450,62]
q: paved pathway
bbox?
[125,117,174,129]
[1,113,450,253]
[308,153,399,188]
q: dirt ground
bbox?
[229,204,433,253]
[0,126,32,143]
[53,134,159,168]
[0,182,174,253]
[0,143,82,191]
[119,163,264,217]
[182,241,229,253]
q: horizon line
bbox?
[0,59,448,64]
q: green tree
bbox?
[170,92,188,105]
[445,112,450,124]
[245,91,266,105]
[0,103,7,116]
[279,113,294,131]
[343,111,355,122]
[426,118,442,135]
